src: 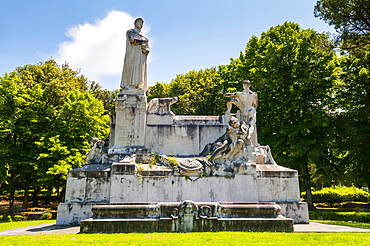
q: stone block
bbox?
[56,203,96,225]
[278,202,309,224]
[146,114,173,125]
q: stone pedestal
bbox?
[109,89,147,154]
[80,201,294,233]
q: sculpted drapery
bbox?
[120,18,150,91]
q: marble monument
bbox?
[57,18,309,232]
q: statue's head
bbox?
[229,116,240,128]
[243,80,251,89]
[134,18,144,30]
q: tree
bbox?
[0,60,109,213]
[222,22,339,210]
[333,50,370,187]
[147,68,225,115]
[314,0,370,50]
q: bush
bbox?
[302,186,370,204]
[0,215,3,220]
[13,215,23,221]
[310,211,370,222]
[7,215,12,222]
[40,212,52,220]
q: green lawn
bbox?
[0,232,369,245]
[312,220,370,229]
[0,220,56,231]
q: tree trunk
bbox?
[60,187,66,203]
[9,190,15,217]
[44,187,52,205]
[301,161,315,211]
[22,186,29,209]
[32,188,39,207]
[316,177,323,190]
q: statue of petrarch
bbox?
[120,18,150,91]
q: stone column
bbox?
[109,89,147,154]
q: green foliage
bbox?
[13,215,23,222]
[147,68,225,115]
[149,152,160,166]
[222,22,340,209]
[0,60,109,199]
[7,216,12,223]
[303,186,370,204]
[167,156,178,167]
[331,51,370,187]
[314,0,370,50]
[40,212,52,220]
[0,215,3,220]
[310,211,370,222]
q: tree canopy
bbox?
[0,60,109,212]
[314,0,370,50]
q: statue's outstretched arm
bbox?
[224,92,238,97]
[253,93,258,109]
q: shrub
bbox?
[302,186,370,204]
[310,211,370,222]
[13,215,23,221]
[7,215,12,222]
[0,215,3,220]
[40,212,52,220]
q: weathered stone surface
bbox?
[120,18,149,91]
[145,124,226,156]
[64,164,111,203]
[110,93,147,154]
[57,203,96,225]
[256,165,300,203]
[147,97,178,115]
[278,202,309,224]
[80,201,293,233]
[109,172,259,203]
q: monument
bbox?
[109,17,149,155]
[56,18,309,232]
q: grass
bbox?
[0,232,370,245]
[312,220,370,229]
[0,220,56,231]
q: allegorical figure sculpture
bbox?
[120,18,150,91]
[224,80,258,146]
[210,116,249,161]
[85,137,107,164]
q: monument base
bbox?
[80,201,294,233]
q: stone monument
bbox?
[57,18,309,232]
[109,18,149,155]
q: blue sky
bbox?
[0,0,335,91]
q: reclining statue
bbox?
[210,116,249,161]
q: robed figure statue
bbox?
[120,18,150,91]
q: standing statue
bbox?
[120,18,150,91]
[224,80,258,146]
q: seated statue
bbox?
[85,137,107,164]
[210,116,248,161]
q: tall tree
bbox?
[223,22,339,209]
[0,60,109,212]
[333,50,370,187]
[314,0,370,50]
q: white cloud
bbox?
[55,10,150,90]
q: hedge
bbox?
[302,186,370,204]
[310,211,370,222]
